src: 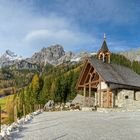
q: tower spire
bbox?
[97,33,111,63]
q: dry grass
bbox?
[0,95,14,124]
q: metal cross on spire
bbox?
[104,33,106,41]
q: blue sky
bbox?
[0,0,140,57]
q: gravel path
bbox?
[12,111,140,140]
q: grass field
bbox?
[0,96,9,123]
[0,94,14,109]
[0,96,7,110]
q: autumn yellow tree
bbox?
[30,73,43,110]
[5,95,15,123]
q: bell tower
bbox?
[98,33,111,63]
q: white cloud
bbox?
[0,0,97,56]
[0,0,138,57]
[24,28,96,50]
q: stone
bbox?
[113,89,140,110]
[44,100,54,110]
[29,44,65,66]
[81,107,93,111]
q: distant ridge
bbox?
[0,44,96,69]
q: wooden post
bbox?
[98,80,101,107]
[89,84,91,98]
[100,92,103,108]
[97,90,100,107]
[103,53,105,62]
[108,54,110,63]
[14,105,17,122]
[84,85,86,97]
[84,85,86,106]
[89,83,91,107]
[88,74,92,107]
[107,87,109,108]
[95,92,97,106]
[89,74,92,99]
[112,93,114,108]
[0,105,1,133]
[23,104,26,117]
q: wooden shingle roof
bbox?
[88,57,140,89]
[98,40,109,52]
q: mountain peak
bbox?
[0,50,23,68]
[5,50,17,57]
[0,44,97,68]
[28,44,96,66]
[4,50,22,60]
[30,44,66,65]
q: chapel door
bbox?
[108,92,112,108]
[103,92,108,107]
[103,92,112,108]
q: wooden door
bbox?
[103,92,112,108]
[108,92,112,108]
[103,92,108,107]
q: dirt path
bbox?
[12,111,140,140]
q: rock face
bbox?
[119,48,140,62]
[0,44,97,68]
[57,51,74,65]
[0,50,38,70]
[70,52,94,62]
[29,44,96,66]
[0,50,22,68]
[11,60,39,70]
[28,44,93,66]
[29,44,66,65]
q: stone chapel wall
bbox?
[114,89,140,110]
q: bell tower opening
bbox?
[98,33,111,63]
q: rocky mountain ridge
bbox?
[28,44,95,66]
[119,48,140,62]
[28,44,65,66]
[0,50,22,68]
[0,44,96,69]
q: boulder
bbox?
[72,94,84,105]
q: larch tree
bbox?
[30,73,43,110]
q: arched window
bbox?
[104,54,108,63]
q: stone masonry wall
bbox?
[115,89,134,108]
[136,91,140,100]
[114,89,140,110]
